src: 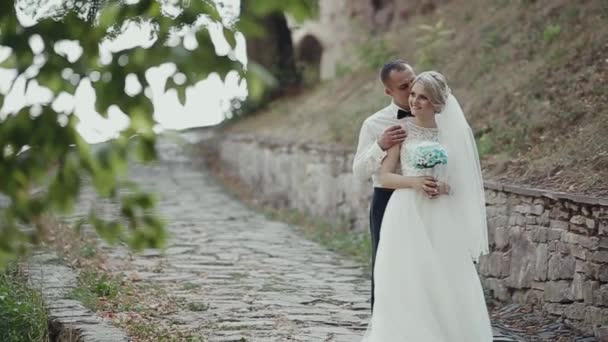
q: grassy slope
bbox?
[224,0,608,196]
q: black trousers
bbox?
[369,187,394,310]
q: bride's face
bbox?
[409,83,435,119]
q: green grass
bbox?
[68,268,124,311]
[181,282,201,290]
[79,242,97,259]
[357,38,395,70]
[127,321,206,341]
[186,302,209,312]
[0,263,48,342]
[68,285,100,311]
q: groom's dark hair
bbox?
[380,59,411,85]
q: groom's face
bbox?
[385,68,416,109]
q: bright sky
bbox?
[0,0,247,143]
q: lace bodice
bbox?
[401,118,440,176]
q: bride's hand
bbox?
[412,176,438,197]
[437,182,451,196]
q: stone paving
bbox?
[70,146,371,341]
[59,138,596,341]
[26,252,130,342]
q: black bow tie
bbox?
[397,109,411,119]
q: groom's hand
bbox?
[378,125,407,150]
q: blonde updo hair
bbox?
[412,71,451,113]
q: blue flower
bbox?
[407,142,448,169]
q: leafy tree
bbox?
[0,0,316,267]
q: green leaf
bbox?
[90,213,123,245]
[223,27,236,49]
[235,16,265,38]
[176,86,187,106]
[0,54,17,68]
[131,135,157,162]
[99,3,122,32]
[129,108,154,136]
[246,62,278,101]
[0,0,317,268]
[164,77,187,106]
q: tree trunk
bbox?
[242,2,300,103]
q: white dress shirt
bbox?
[353,101,408,188]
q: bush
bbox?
[476,133,495,158]
[0,264,48,342]
[543,24,561,44]
[415,20,453,70]
[357,38,395,70]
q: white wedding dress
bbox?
[362,114,493,341]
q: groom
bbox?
[353,60,438,310]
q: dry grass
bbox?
[225,0,608,196]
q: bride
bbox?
[361,71,493,341]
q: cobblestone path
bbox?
[65,138,595,341]
[134,162,373,341]
[70,142,371,341]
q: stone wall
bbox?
[212,135,371,231]
[481,184,608,338]
[204,133,608,338]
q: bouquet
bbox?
[407,141,448,170]
[406,141,449,186]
